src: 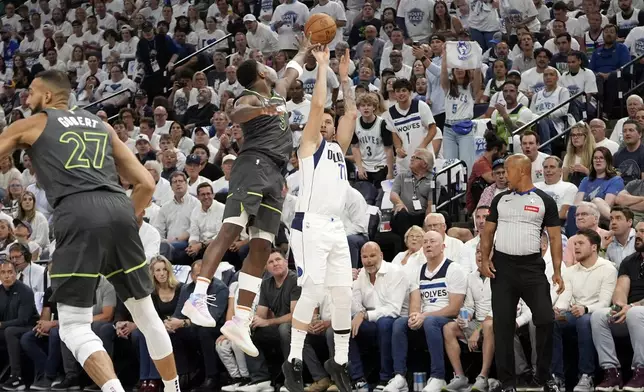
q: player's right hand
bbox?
[480,259,496,279]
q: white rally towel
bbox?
[445,41,483,70]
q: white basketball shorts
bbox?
[290,212,352,288]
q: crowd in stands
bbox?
[3,0,644,391]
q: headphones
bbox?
[10,242,32,264]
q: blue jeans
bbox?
[20,327,61,378]
[470,29,497,53]
[443,126,475,175]
[349,317,396,381]
[131,328,160,380]
[536,118,559,155]
[551,312,596,379]
[392,316,452,379]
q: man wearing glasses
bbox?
[590,220,644,392]
[7,239,45,293]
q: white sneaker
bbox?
[221,317,259,357]
[238,381,273,392]
[221,383,240,392]
[383,375,409,392]
[423,378,447,392]
[181,293,218,327]
[280,386,289,392]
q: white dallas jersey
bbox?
[354,116,388,172]
[296,139,349,217]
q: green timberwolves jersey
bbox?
[27,108,124,208]
[236,89,293,168]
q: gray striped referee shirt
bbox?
[487,188,560,256]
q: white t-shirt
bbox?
[610,117,629,145]
[499,0,541,34]
[577,13,609,32]
[412,259,468,314]
[286,99,311,148]
[530,151,549,183]
[197,29,228,54]
[82,30,106,49]
[298,64,340,108]
[535,180,578,211]
[559,68,598,96]
[468,0,500,32]
[445,85,475,123]
[519,67,561,95]
[596,137,620,155]
[624,25,644,57]
[547,17,583,37]
[270,1,309,51]
[543,37,581,55]
[397,0,435,42]
[489,90,531,109]
[530,86,571,134]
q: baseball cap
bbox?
[136,134,150,143]
[121,24,134,31]
[507,69,521,77]
[489,31,503,45]
[492,158,505,169]
[185,154,201,165]
[141,22,154,32]
[222,154,237,163]
[134,89,147,98]
[429,34,445,43]
[13,219,33,235]
[243,14,257,23]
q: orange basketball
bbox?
[305,14,337,45]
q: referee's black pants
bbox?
[491,251,554,389]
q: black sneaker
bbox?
[282,359,304,392]
[520,376,542,392]
[51,375,81,391]
[374,380,388,392]
[84,383,101,392]
[2,376,26,391]
[323,360,352,392]
[544,379,560,392]
[31,375,55,391]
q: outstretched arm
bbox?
[335,48,358,153]
[298,46,329,158]
[0,114,42,158]
[106,122,155,216]
[274,36,312,98]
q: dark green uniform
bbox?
[224,90,292,236]
[26,108,152,308]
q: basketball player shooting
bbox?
[282,46,357,392]
[181,36,315,356]
[0,70,181,392]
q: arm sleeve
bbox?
[381,121,394,146]
[446,264,468,295]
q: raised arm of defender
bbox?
[334,48,358,153]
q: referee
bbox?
[480,154,565,392]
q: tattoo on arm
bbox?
[341,79,355,113]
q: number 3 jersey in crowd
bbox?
[351,115,393,173]
[27,108,123,208]
[382,99,435,173]
[413,258,467,314]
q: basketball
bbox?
[305,14,337,45]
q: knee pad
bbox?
[124,296,173,360]
[292,280,325,324]
[57,304,105,367]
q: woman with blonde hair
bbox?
[0,217,15,256]
[129,256,183,392]
[2,178,23,217]
[16,191,49,250]
[391,225,426,310]
[563,122,596,187]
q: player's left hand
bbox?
[552,272,565,295]
[295,33,313,54]
[311,45,330,66]
[338,48,351,80]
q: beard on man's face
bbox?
[635,237,644,252]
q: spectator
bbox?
[574,147,625,219]
[466,132,507,213]
[564,202,611,265]
[183,88,217,132]
[0,261,39,390]
[355,25,385,61]
[390,148,434,238]
[20,154,36,189]
[16,191,49,251]
[520,131,548,183]
[8,240,45,292]
[478,159,509,208]
[443,242,495,392]
[343,187,369,269]
[348,3,380,48]
[608,0,644,39]
[159,134,187,170]
[610,95,643,145]
[135,134,158,166]
[615,174,644,226]
[392,225,427,287]
[536,156,578,221]
[512,33,537,73]
[144,160,173,207]
[190,143,223,181]
[519,48,558,99]
[562,122,596,186]
[424,213,464,261]
[211,154,234,194]
[169,121,195,157]
[13,220,41,261]
[529,67,570,143]
[552,229,617,390]
[590,220,644,392]
[95,64,136,115]
[349,242,408,389]
[490,80,534,141]
[606,206,636,267]
[185,154,212,197]
[559,52,598,120]
[245,250,301,391]
[590,24,630,114]
[186,183,225,260]
[161,150,179,180]
[386,230,466,392]
[136,22,179,100]
[431,0,464,41]
[613,120,644,185]
[458,206,491,275]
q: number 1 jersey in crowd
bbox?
[26,108,123,208]
[296,139,349,217]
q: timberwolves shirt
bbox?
[413,258,467,314]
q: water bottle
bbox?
[459,307,470,328]
[413,372,427,392]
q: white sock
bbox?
[233,305,252,325]
[334,332,349,365]
[163,376,181,392]
[194,277,211,296]
[101,379,126,392]
[287,327,307,363]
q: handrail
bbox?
[81,89,133,110]
[200,63,216,74]
[431,160,468,222]
[619,79,644,116]
[539,122,576,151]
[617,53,644,77]
[509,91,584,152]
[434,159,466,177]
[108,113,120,122]
[172,33,232,69]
